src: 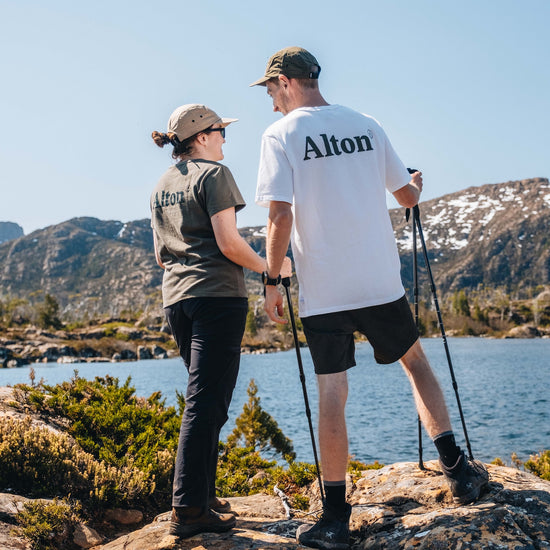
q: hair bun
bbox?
[151,131,172,148]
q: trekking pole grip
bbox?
[282,277,291,288]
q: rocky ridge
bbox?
[1,178,549,318]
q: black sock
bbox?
[324,481,346,512]
[433,431,461,468]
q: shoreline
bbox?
[2,331,550,370]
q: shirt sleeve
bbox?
[382,128,410,193]
[202,165,246,217]
[255,134,294,208]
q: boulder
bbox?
[73,523,104,548]
[506,325,542,338]
[152,345,168,359]
[137,346,152,360]
[104,508,144,525]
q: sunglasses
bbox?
[203,127,226,138]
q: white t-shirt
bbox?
[256,104,410,317]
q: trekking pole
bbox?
[282,277,326,505]
[405,186,425,471]
[411,204,474,461]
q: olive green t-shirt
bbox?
[150,159,247,307]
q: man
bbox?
[251,46,488,550]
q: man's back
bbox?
[256,104,410,316]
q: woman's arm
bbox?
[211,207,267,273]
[153,231,165,269]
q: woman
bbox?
[150,104,289,538]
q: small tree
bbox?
[452,290,470,317]
[37,294,63,330]
[227,379,295,462]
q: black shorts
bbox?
[301,295,419,375]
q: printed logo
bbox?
[304,133,374,161]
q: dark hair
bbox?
[151,131,197,160]
[267,76,318,90]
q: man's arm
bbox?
[264,201,293,324]
[392,171,423,208]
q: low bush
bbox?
[13,373,182,505]
[16,498,81,550]
[0,417,153,509]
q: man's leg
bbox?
[399,339,451,438]
[400,338,488,504]
[317,371,349,482]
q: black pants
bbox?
[164,297,248,508]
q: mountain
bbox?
[0,222,24,244]
[391,177,550,294]
[0,177,548,318]
[0,218,161,317]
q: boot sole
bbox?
[452,480,489,505]
[169,518,236,538]
[296,524,350,550]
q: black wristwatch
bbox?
[262,271,281,286]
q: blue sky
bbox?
[1,0,548,235]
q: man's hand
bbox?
[264,285,287,324]
[410,170,423,194]
[281,256,292,279]
[393,170,423,209]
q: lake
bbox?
[1,338,548,466]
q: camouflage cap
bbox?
[249,46,321,87]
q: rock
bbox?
[152,345,168,359]
[137,346,152,360]
[507,325,542,338]
[79,347,101,359]
[57,356,80,363]
[78,328,107,340]
[73,523,104,548]
[116,327,143,340]
[118,349,137,361]
[104,508,144,525]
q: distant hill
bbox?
[0,222,24,244]
[0,177,548,317]
[391,177,550,294]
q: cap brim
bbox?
[220,117,238,127]
[249,75,270,87]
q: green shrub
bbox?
[16,498,81,550]
[13,373,181,501]
[0,417,153,508]
[524,450,550,481]
[216,442,276,496]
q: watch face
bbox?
[262,271,268,285]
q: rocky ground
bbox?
[1,382,549,550]
[2,462,549,549]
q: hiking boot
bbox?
[296,503,351,550]
[168,506,236,538]
[209,496,232,513]
[440,451,489,504]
